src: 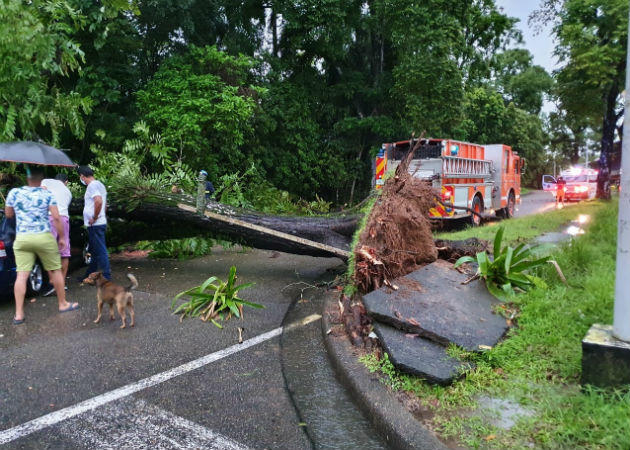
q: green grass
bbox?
[434,200,605,247]
[363,199,630,449]
[343,192,379,297]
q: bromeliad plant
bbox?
[454,227,563,301]
[171,266,263,328]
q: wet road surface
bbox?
[0,247,353,450]
[514,190,557,217]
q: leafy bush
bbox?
[138,237,215,260]
[454,227,558,301]
[171,266,262,328]
[215,164,331,215]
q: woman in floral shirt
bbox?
[5,166,79,324]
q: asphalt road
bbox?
[0,247,345,450]
[514,189,557,218]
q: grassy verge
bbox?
[434,200,605,247]
[363,199,630,449]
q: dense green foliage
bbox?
[0,0,93,144]
[365,200,629,449]
[533,0,628,181]
[1,0,624,200]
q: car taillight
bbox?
[0,241,6,259]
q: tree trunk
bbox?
[597,81,620,199]
[71,196,358,260]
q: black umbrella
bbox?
[0,141,75,167]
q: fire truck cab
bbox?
[374,138,524,224]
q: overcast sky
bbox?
[495,0,557,73]
[495,0,557,112]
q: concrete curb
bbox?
[321,290,448,450]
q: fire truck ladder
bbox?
[442,156,494,179]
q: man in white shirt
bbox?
[77,165,111,281]
[41,173,72,296]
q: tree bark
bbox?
[71,197,359,259]
[597,81,620,199]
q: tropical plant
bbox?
[140,237,215,260]
[171,266,262,328]
[0,0,93,144]
[453,227,561,301]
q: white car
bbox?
[542,171,598,201]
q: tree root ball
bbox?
[354,151,438,293]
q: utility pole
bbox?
[614,7,630,342]
[580,6,630,388]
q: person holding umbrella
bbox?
[5,166,79,324]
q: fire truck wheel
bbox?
[505,191,516,218]
[470,195,483,226]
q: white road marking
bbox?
[58,398,251,450]
[0,326,282,445]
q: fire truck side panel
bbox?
[453,187,470,210]
[484,144,521,211]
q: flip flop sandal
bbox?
[59,303,80,313]
[12,317,25,325]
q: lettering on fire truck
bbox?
[374,139,525,222]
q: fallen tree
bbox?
[70,193,358,259]
[69,183,486,262]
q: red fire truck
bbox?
[374,138,524,225]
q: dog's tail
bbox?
[126,274,138,292]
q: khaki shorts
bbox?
[14,233,62,272]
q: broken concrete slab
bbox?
[373,322,471,385]
[363,260,508,352]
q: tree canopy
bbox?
[0,0,573,200]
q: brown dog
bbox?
[83,272,138,328]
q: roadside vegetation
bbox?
[362,200,630,449]
[434,200,605,246]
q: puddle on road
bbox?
[280,283,389,450]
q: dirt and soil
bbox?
[354,150,438,293]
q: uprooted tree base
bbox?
[353,150,439,293]
[345,150,492,348]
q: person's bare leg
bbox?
[48,269,77,311]
[61,258,69,284]
[14,271,29,321]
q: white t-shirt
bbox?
[83,180,107,226]
[41,179,72,217]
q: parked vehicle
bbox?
[0,213,89,298]
[542,168,598,202]
[374,138,524,225]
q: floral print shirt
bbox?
[6,186,57,234]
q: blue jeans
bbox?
[85,225,111,280]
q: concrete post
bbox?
[613,7,630,342]
[196,171,207,215]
